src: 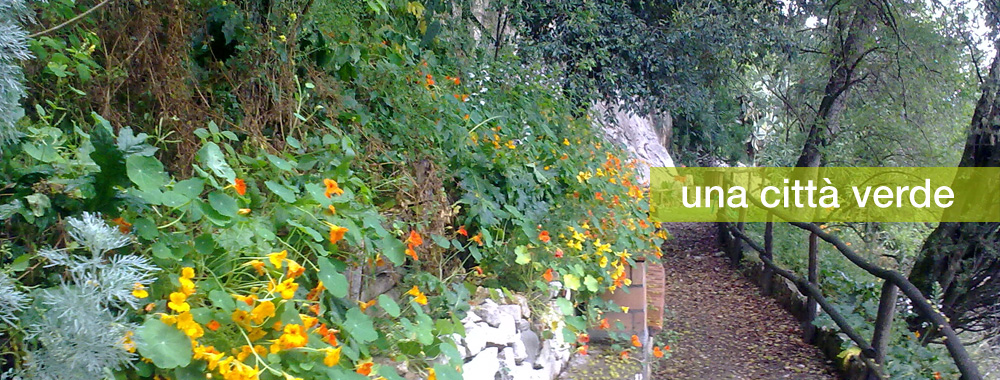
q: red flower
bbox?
[457,225,468,236]
[111,217,132,234]
[406,246,419,261]
[577,333,590,344]
[599,318,610,329]
[356,361,374,375]
[407,230,423,247]
[554,248,564,258]
[538,230,551,243]
[233,178,247,196]
[405,230,423,261]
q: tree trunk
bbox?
[794,4,875,168]
[908,38,1000,342]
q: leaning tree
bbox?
[908,0,1000,345]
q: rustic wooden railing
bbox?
[716,214,982,380]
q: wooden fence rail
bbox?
[717,220,982,380]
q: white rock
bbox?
[508,364,547,380]
[462,311,483,326]
[462,347,500,380]
[474,299,504,327]
[450,333,470,358]
[511,294,531,319]
[497,304,522,323]
[485,317,517,346]
[547,281,562,299]
[501,346,517,371]
[464,324,489,357]
[511,335,528,364]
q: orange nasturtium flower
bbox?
[631,334,642,347]
[358,299,377,312]
[407,230,424,247]
[327,223,348,244]
[323,179,344,198]
[206,320,221,331]
[577,333,590,344]
[652,346,664,358]
[356,360,374,375]
[598,318,610,330]
[577,345,588,355]
[405,245,419,261]
[428,367,438,380]
[406,286,428,305]
[405,230,423,260]
[286,260,305,279]
[471,233,483,246]
[233,178,247,196]
[112,217,132,233]
[457,225,468,236]
[538,230,551,243]
[542,268,554,282]
[248,259,266,275]
[620,350,630,360]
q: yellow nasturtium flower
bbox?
[131,283,148,299]
[269,250,288,268]
[167,292,190,312]
[323,346,342,367]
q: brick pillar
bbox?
[646,262,665,334]
[593,259,648,339]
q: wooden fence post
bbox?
[762,213,774,295]
[803,232,819,342]
[867,281,899,380]
[732,208,746,265]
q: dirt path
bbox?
[653,223,838,380]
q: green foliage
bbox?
[0,0,665,378]
[507,0,789,159]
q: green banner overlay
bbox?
[649,167,1000,222]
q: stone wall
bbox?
[592,101,676,184]
[453,290,572,380]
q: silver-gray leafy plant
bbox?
[0,0,36,147]
[7,212,159,380]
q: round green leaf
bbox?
[207,191,239,217]
[136,319,192,369]
[343,307,377,343]
[318,257,348,298]
[378,294,400,317]
[126,155,167,192]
